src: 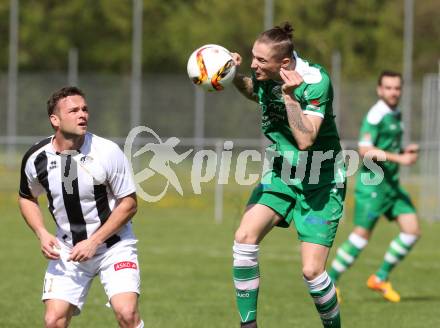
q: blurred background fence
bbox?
[0,71,431,141]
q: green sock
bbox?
[329,233,368,283]
[306,271,341,328]
[376,233,418,281]
[233,242,260,323]
[233,264,259,323]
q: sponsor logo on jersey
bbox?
[80,155,93,164]
[310,99,320,106]
[114,261,137,271]
[49,160,57,170]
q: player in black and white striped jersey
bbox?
[19,86,144,328]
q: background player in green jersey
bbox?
[231,22,345,328]
[329,71,421,303]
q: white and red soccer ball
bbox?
[187,44,236,92]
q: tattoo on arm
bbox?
[233,74,257,102]
[285,101,313,134]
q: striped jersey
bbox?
[19,132,137,252]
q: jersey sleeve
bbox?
[19,156,45,199]
[301,75,331,118]
[106,144,136,199]
[358,117,380,147]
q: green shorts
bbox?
[354,185,416,231]
[247,171,346,247]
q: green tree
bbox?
[0,0,438,78]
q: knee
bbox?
[353,227,371,240]
[403,227,421,238]
[234,229,258,245]
[302,266,325,281]
[401,227,421,239]
[398,214,421,237]
[44,312,67,328]
[408,230,421,239]
[114,304,139,326]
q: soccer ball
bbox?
[187,44,236,92]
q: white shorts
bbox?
[42,240,140,315]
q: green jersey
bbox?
[356,99,403,193]
[252,55,343,190]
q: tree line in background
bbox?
[0,0,438,79]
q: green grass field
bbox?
[1,162,439,327]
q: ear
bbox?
[49,114,60,129]
[376,85,382,97]
[280,57,292,69]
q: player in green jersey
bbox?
[328,71,421,303]
[231,22,345,328]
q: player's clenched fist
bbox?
[230,52,242,67]
[40,231,61,260]
[280,68,304,95]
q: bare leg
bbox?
[110,292,142,328]
[44,299,76,328]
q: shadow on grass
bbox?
[363,295,440,303]
[401,295,440,302]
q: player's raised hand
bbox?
[230,52,242,67]
[280,68,304,95]
[68,238,99,262]
[39,231,61,260]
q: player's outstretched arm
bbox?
[403,143,420,155]
[18,196,60,260]
[359,145,418,166]
[233,73,258,102]
[68,193,137,262]
[231,52,258,103]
